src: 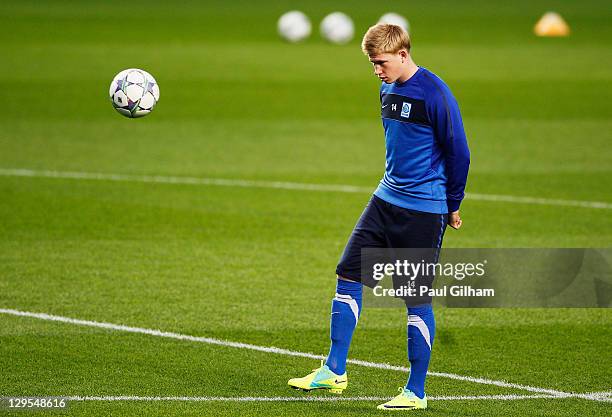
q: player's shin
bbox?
[406,304,435,399]
[325,278,362,375]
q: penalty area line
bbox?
[1,168,611,210]
[2,308,606,402]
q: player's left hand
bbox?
[448,211,462,229]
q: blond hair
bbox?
[361,24,411,56]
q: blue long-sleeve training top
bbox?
[374,67,470,214]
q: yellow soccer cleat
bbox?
[288,361,348,394]
[377,387,427,410]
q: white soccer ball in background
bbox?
[109,68,160,118]
[378,12,410,33]
[320,12,354,44]
[278,11,311,42]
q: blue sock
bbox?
[405,304,435,399]
[325,279,362,375]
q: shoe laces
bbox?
[313,360,325,372]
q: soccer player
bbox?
[288,24,470,410]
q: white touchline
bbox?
[1,168,610,210]
[1,308,609,402]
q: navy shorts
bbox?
[336,195,448,283]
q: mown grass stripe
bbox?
[3,307,602,401]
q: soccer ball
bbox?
[278,11,311,42]
[378,12,410,33]
[109,68,160,118]
[320,12,354,44]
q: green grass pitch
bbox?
[0,0,611,415]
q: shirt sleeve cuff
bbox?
[447,199,462,213]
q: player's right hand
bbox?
[448,211,462,229]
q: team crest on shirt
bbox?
[401,102,412,118]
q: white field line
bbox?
[2,308,608,402]
[63,394,561,402]
[1,168,611,210]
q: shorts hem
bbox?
[335,268,362,283]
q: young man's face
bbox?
[368,51,407,83]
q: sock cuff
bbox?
[336,278,362,299]
[407,303,433,317]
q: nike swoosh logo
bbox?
[384,405,416,409]
[335,379,347,384]
[382,104,388,108]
